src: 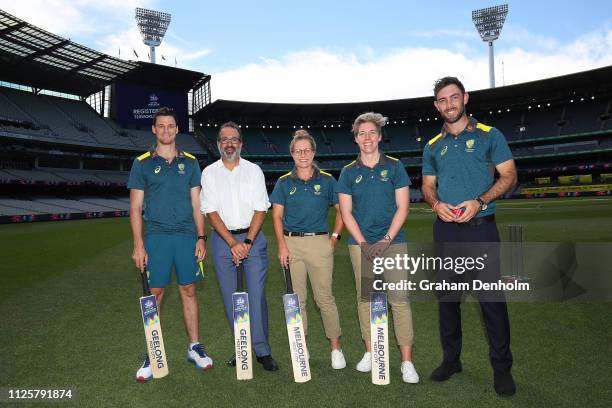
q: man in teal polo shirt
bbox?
[421,77,518,396]
[338,112,419,384]
[128,107,212,381]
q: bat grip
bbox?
[236,261,245,292]
[140,268,151,296]
[283,263,294,294]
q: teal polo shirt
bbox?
[127,148,201,235]
[421,118,513,217]
[337,154,411,245]
[270,167,338,233]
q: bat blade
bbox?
[140,294,169,378]
[233,292,253,380]
[283,293,311,383]
[370,291,389,385]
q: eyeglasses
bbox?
[218,137,241,144]
[291,148,314,156]
[356,130,379,139]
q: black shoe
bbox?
[430,361,463,382]
[494,371,516,396]
[256,355,279,371]
[227,353,236,367]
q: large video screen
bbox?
[113,81,188,130]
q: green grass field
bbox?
[1,197,611,407]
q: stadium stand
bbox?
[1,8,611,223]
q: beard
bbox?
[441,103,466,124]
[218,144,241,161]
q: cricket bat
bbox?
[282,263,311,383]
[233,261,253,380]
[139,269,169,378]
[370,290,389,385]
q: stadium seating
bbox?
[0,87,207,154]
[562,99,609,134]
[0,197,130,216]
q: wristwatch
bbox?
[244,238,253,245]
[384,234,391,241]
[197,235,207,242]
[475,197,488,211]
[331,232,341,240]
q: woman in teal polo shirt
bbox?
[270,129,346,369]
[337,112,420,383]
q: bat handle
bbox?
[283,260,294,294]
[236,261,245,292]
[140,267,151,296]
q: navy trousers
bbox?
[211,231,272,357]
[433,217,513,374]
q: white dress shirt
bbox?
[200,158,270,230]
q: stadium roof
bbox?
[0,9,209,97]
[0,9,138,96]
[116,62,210,92]
[195,65,612,125]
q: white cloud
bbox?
[0,0,147,36]
[0,0,210,68]
[212,28,612,103]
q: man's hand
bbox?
[195,239,206,262]
[434,201,457,222]
[455,200,480,223]
[278,246,292,268]
[244,242,253,258]
[369,239,391,259]
[230,241,249,264]
[132,244,148,272]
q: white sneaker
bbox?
[331,349,346,369]
[187,343,214,370]
[355,352,372,372]
[136,354,152,382]
[401,361,420,384]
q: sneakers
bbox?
[494,371,516,396]
[135,354,152,382]
[187,343,214,370]
[355,352,372,372]
[331,349,346,369]
[401,361,419,384]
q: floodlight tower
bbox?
[472,4,508,88]
[135,7,171,64]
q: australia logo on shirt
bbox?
[380,169,389,182]
[314,184,321,195]
[465,139,475,153]
[154,165,161,174]
[355,175,363,184]
[289,186,297,195]
[178,163,185,174]
[440,146,448,157]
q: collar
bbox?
[356,153,388,168]
[441,116,478,138]
[150,145,187,159]
[290,165,321,181]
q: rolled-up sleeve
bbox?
[200,167,217,214]
[253,167,271,211]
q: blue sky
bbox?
[1,1,611,102]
